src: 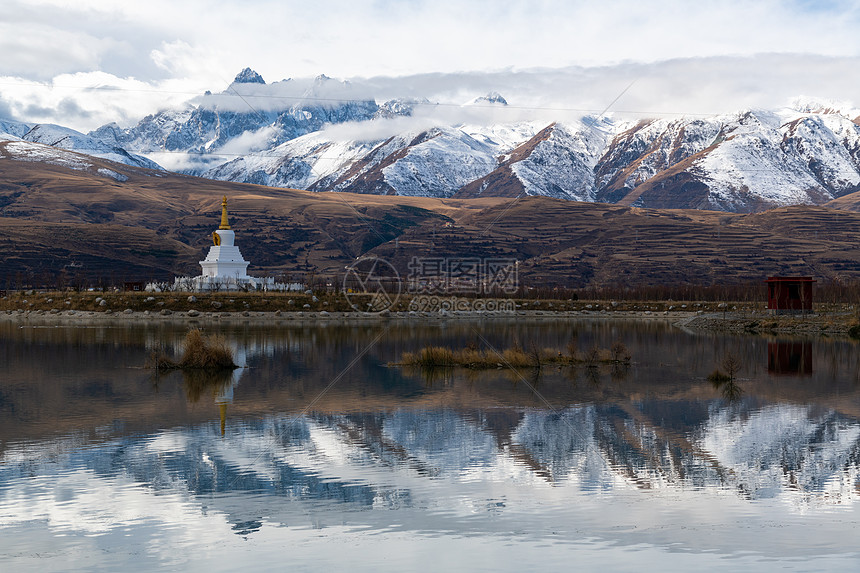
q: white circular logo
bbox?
[343,257,401,313]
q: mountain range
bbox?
[5,69,860,213]
[7,68,860,285]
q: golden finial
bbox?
[219,196,231,230]
[220,403,227,437]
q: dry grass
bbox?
[455,348,486,367]
[501,347,536,368]
[396,341,631,370]
[179,329,235,369]
[148,329,236,370]
[400,346,455,368]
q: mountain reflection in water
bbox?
[1,318,859,571]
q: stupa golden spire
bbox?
[219,196,231,230]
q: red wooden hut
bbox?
[765,276,815,314]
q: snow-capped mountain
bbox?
[307,125,520,197]
[90,70,393,174]
[593,106,860,210]
[8,67,858,213]
[458,120,612,201]
[0,117,160,169]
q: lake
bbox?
[1,317,859,571]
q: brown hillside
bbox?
[370,197,860,287]
[3,142,860,288]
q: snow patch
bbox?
[4,140,93,170]
[97,168,128,182]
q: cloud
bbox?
[0,23,108,80]
[141,150,218,173]
[150,40,226,80]
[216,125,279,155]
[0,72,207,131]
[320,116,441,143]
[3,0,860,132]
[4,54,860,133]
[362,55,860,119]
[0,2,169,81]
[182,53,860,121]
[6,0,860,84]
[21,97,93,123]
[0,96,15,121]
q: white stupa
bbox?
[148,196,303,292]
[200,196,251,281]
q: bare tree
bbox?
[721,352,742,381]
[528,342,542,370]
[584,345,600,368]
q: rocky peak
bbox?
[233,68,265,85]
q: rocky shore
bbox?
[676,312,855,335]
[0,307,690,322]
[0,291,856,336]
[0,305,856,337]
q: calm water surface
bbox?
[1,318,859,571]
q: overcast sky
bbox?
[3,0,860,131]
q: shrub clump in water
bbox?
[148,329,236,370]
[395,340,631,369]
